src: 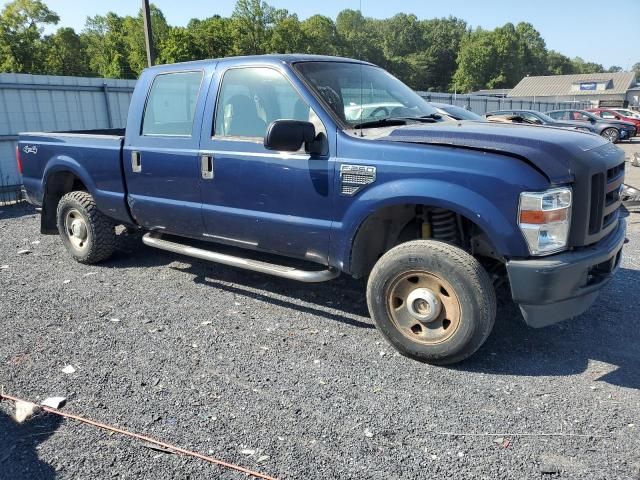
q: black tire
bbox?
[601,128,620,143]
[56,191,116,264]
[366,240,496,365]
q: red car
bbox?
[587,108,640,134]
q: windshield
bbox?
[436,104,483,121]
[294,62,439,128]
[535,111,558,123]
[615,109,640,119]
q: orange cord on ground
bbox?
[0,392,278,480]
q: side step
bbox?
[142,233,340,283]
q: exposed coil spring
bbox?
[430,208,459,244]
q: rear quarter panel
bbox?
[19,133,130,223]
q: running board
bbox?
[142,233,340,283]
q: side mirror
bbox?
[264,120,318,153]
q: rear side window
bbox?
[142,71,203,136]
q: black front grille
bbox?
[588,162,624,236]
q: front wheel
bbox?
[366,240,496,365]
[601,128,620,143]
[56,191,116,264]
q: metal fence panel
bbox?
[0,73,135,200]
[417,91,591,116]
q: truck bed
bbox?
[19,129,132,225]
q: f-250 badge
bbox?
[23,145,38,154]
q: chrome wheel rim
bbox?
[603,129,618,142]
[64,208,89,253]
[386,271,461,345]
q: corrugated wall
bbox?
[0,73,136,202]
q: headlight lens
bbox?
[518,187,572,255]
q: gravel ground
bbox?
[1,145,640,479]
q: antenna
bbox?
[358,0,364,137]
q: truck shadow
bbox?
[460,267,640,390]
[109,242,639,390]
[171,262,374,330]
[0,407,62,480]
[0,201,36,221]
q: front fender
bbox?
[331,178,529,272]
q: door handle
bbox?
[201,154,214,180]
[131,151,141,173]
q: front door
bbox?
[123,70,207,236]
[198,66,334,263]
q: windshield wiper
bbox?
[352,114,441,129]
[352,118,409,129]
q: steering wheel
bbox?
[370,106,390,118]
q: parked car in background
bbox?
[587,108,640,132]
[610,109,640,120]
[547,109,636,143]
[485,109,595,132]
[430,102,485,121]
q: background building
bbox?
[508,72,638,108]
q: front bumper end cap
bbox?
[506,219,626,328]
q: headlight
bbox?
[518,187,572,255]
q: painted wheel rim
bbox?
[64,208,90,253]
[386,271,461,345]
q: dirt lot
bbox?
[1,141,639,479]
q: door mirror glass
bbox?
[264,120,318,153]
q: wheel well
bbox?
[41,171,88,234]
[349,204,501,278]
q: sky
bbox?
[41,0,639,70]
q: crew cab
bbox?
[18,55,627,364]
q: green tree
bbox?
[231,0,278,54]
[186,16,235,60]
[158,26,197,64]
[632,63,640,78]
[418,17,467,91]
[81,13,130,78]
[335,9,384,65]
[547,50,574,75]
[270,13,306,53]
[571,56,604,74]
[122,4,169,74]
[515,22,547,76]
[300,15,338,55]
[0,0,59,73]
[43,27,90,76]
[607,65,622,73]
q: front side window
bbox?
[142,71,203,136]
[294,62,439,127]
[214,67,313,138]
[572,111,593,122]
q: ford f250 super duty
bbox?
[18,55,627,364]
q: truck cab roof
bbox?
[144,54,374,74]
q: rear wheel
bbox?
[366,240,496,365]
[56,191,116,264]
[601,128,620,143]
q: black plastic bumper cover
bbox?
[506,219,626,328]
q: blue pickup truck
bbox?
[18,55,626,364]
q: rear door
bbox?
[123,70,208,236]
[197,65,335,263]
